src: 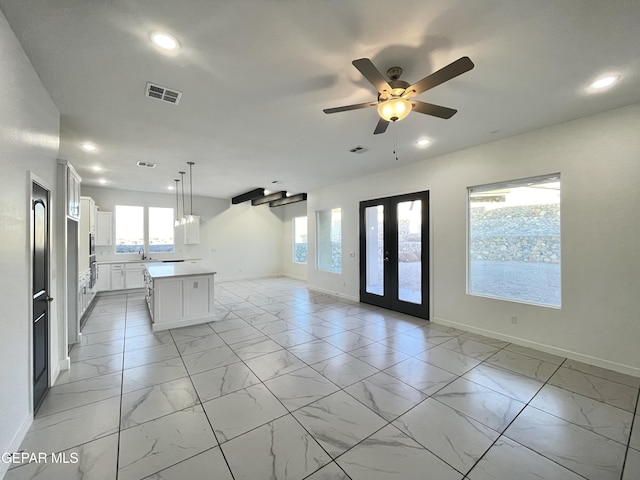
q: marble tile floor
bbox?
[6,277,640,480]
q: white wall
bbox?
[82,187,284,281]
[281,202,308,280]
[0,9,60,471]
[307,103,640,375]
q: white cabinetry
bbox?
[96,211,113,246]
[145,264,216,332]
[78,270,96,320]
[153,275,214,329]
[98,262,147,291]
[97,264,111,291]
[78,275,85,327]
[125,263,146,289]
[67,167,81,220]
[144,269,154,320]
[110,264,125,290]
[184,216,200,244]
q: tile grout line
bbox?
[618,387,640,480]
[30,283,639,480]
[455,358,589,479]
[165,323,238,480]
[114,294,131,480]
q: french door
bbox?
[359,191,429,319]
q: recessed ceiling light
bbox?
[98,178,107,185]
[590,75,618,90]
[151,32,179,50]
[168,185,174,190]
[81,143,97,152]
[91,165,102,172]
[417,138,431,147]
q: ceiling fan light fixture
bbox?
[377,98,412,122]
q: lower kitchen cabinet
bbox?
[110,264,125,290]
[145,264,216,331]
[97,264,110,291]
[78,270,96,322]
[125,263,146,289]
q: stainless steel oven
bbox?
[89,233,96,255]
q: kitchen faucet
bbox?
[139,247,146,260]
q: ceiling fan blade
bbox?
[373,118,390,135]
[352,58,392,95]
[404,56,474,98]
[323,101,377,114]
[411,101,457,119]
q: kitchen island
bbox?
[144,263,217,332]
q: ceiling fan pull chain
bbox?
[394,122,399,161]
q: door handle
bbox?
[45,296,54,302]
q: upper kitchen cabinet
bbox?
[67,166,81,220]
[96,211,113,246]
[184,216,200,245]
[80,196,96,233]
[59,161,81,220]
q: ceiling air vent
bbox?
[137,161,156,168]
[145,82,182,105]
[349,145,368,154]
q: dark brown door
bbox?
[359,191,429,319]
[32,182,51,412]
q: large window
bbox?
[149,207,175,253]
[115,205,144,254]
[293,216,308,263]
[316,208,341,273]
[468,174,561,307]
[115,205,175,254]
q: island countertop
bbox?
[146,263,216,279]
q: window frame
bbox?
[292,216,308,264]
[148,206,175,254]
[467,173,561,308]
[316,208,342,273]
[114,205,175,254]
[114,205,145,254]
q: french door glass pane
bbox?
[365,205,384,296]
[397,200,421,304]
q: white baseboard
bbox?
[59,356,70,371]
[307,285,359,303]
[281,273,308,282]
[216,273,282,283]
[432,316,640,378]
[1,413,34,478]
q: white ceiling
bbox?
[2,0,639,199]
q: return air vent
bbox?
[349,145,368,154]
[145,82,182,105]
[137,161,156,168]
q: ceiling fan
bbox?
[323,56,474,134]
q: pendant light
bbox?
[187,161,195,223]
[179,171,186,225]
[173,178,180,227]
